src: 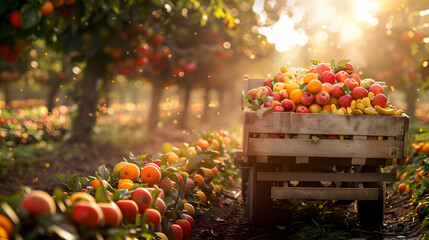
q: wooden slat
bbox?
[403,115,410,158]
[258,172,396,182]
[246,112,407,137]
[271,187,379,200]
[247,138,403,158]
[246,77,265,90]
[242,109,250,163]
[352,158,366,165]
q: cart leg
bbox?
[248,163,273,225]
[357,166,386,230]
[240,167,249,205]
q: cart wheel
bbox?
[357,167,386,230]
[248,163,273,225]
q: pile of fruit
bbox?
[0,130,241,240]
[244,60,403,116]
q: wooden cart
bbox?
[239,76,410,229]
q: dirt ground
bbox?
[1,125,428,240]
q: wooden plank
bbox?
[242,111,250,163]
[245,112,407,137]
[296,134,310,164]
[271,187,379,200]
[258,172,396,182]
[352,158,366,165]
[402,114,410,158]
[246,78,265,90]
[247,138,404,158]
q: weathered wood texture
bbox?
[271,187,379,200]
[257,172,396,182]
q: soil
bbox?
[1,125,428,240]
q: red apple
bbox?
[155,198,166,215]
[338,94,353,108]
[211,167,219,175]
[281,99,295,112]
[159,177,172,195]
[255,86,272,98]
[321,83,332,92]
[316,91,330,105]
[296,106,309,113]
[327,135,339,139]
[117,200,139,223]
[301,91,315,106]
[342,63,354,74]
[246,88,257,100]
[316,63,331,76]
[309,103,322,113]
[184,178,195,191]
[279,89,289,99]
[20,190,56,215]
[131,187,153,213]
[371,93,387,107]
[182,213,195,228]
[351,87,368,100]
[350,73,361,84]
[274,72,283,81]
[368,83,384,95]
[271,101,282,108]
[321,71,336,84]
[176,219,192,239]
[335,71,349,83]
[144,208,161,229]
[72,202,103,228]
[280,73,295,82]
[330,83,345,98]
[273,106,285,112]
[170,224,183,240]
[272,92,281,102]
[98,202,123,227]
[152,159,161,167]
[344,78,358,91]
[264,78,273,89]
[263,102,272,107]
[268,133,282,138]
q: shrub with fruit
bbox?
[0,129,240,239]
[243,60,404,117]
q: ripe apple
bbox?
[155,198,166,215]
[131,187,153,213]
[350,73,361,84]
[281,99,295,112]
[264,78,273,89]
[144,208,162,229]
[273,82,286,93]
[268,133,282,138]
[272,92,281,101]
[330,83,345,98]
[288,67,300,75]
[20,190,56,215]
[301,91,315,106]
[152,159,161,167]
[316,91,330,105]
[176,219,192,239]
[316,63,331,76]
[351,87,368,100]
[327,135,339,139]
[296,105,309,113]
[182,213,195,228]
[211,167,219,175]
[368,83,384,95]
[170,224,183,240]
[279,89,289,99]
[280,73,295,82]
[263,102,272,107]
[274,72,283,81]
[335,71,349,83]
[271,101,282,108]
[72,202,103,228]
[309,103,322,113]
[342,63,354,74]
[360,78,376,90]
[117,200,139,223]
[159,177,172,195]
[184,178,195,191]
[321,83,332,92]
[296,74,304,83]
[344,78,358,91]
[273,106,285,112]
[98,202,123,227]
[255,86,272,98]
[321,71,336,84]
[338,94,353,108]
[371,93,387,107]
[246,88,257,100]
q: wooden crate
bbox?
[241,76,409,224]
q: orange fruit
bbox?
[118,179,134,185]
[0,214,13,237]
[165,152,179,165]
[183,203,195,217]
[289,89,303,104]
[140,165,162,187]
[40,1,54,16]
[193,174,205,189]
[69,192,96,204]
[195,139,209,150]
[0,226,8,238]
[118,181,134,190]
[303,73,318,83]
[177,172,189,185]
[214,184,222,194]
[211,139,220,150]
[400,172,407,181]
[89,179,108,190]
[120,163,140,181]
[422,143,429,154]
[214,157,224,165]
[307,79,322,94]
[397,182,406,194]
[179,157,189,172]
[322,104,331,112]
[187,146,197,157]
[286,82,299,95]
[113,161,129,177]
[208,191,217,203]
[204,168,214,182]
[196,190,207,204]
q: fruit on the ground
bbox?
[176,219,192,239]
[335,71,349,83]
[159,177,173,195]
[69,192,96,204]
[116,200,139,223]
[20,190,56,215]
[193,174,205,189]
[315,91,330,105]
[208,191,217,203]
[155,232,168,240]
[140,165,161,187]
[321,71,335,84]
[132,188,153,213]
[296,105,309,113]
[397,182,407,194]
[155,198,166,215]
[144,208,161,228]
[182,213,195,228]
[301,91,315,106]
[183,203,195,217]
[120,163,140,181]
[9,11,22,28]
[0,214,13,237]
[170,224,183,240]
[113,161,129,177]
[98,202,123,227]
[368,83,384,95]
[71,201,103,228]
[196,190,207,204]
[338,94,353,108]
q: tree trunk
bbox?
[178,80,191,129]
[202,85,210,120]
[148,77,164,131]
[47,76,61,113]
[69,54,106,144]
[405,80,418,119]
[4,82,11,107]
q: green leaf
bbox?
[162,142,174,153]
[271,77,279,86]
[164,196,175,208]
[67,174,81,192]
[311,135,320,143]
[341,83,351,95]
[300,83,308,92]
[187,154,210,171]
[256,107,273,119]
[336,59,351,67]
[310,60,321,66]
[50,174,69,189]
[21,3,42,30]
[98,165,110,181]
[95,183,110,203]
[330,60,336,70]
[108,0,120,14]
